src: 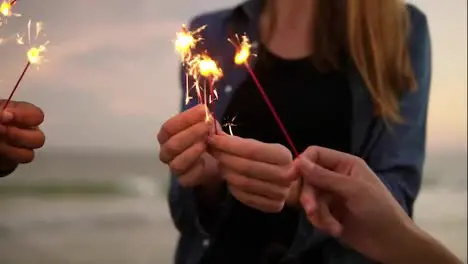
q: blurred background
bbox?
[0,0,466,263]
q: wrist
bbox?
[380,219,420,264]
[381,220,462,264]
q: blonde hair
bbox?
[265,0,416,122]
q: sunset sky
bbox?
[0,0,466,153]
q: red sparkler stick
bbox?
[209,79,218,133]
[244,63,299,157]
[10,0,17,5]
[2,61,30,111]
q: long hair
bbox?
[263,0,416,122]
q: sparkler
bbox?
[223,115,238,136]
[230,34,299,157]
[2,20,48,111]
[174,24,206,105]
[0,0,21,27]
[196,54,223,130]
[174,25,223,132]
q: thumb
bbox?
[297,158,353,197]
[0,110,13,124]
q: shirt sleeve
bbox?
[367,7,431,216]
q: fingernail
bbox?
[1,110,13,123]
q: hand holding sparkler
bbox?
[0,100,45,173]
[207,132,296,213]
[158,105,222,188]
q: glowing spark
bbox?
[229,34,256,65]
[27,46,46,64]
[174,24,207,106]
[0,1,12,16]
[16,20,49,65]
[174,24,206,62]
[0,0,21,27]
[198,55,223,80]
[223,115,238,136]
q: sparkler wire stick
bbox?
[2,61,30,110]
[230,34,299,157]
[208,79,218,133]
[244,63,299,157]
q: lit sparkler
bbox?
[229,34,299,157]
[174,25,223,131]
[185,53,223,125]
[197,54,223,126]
[174,24,207,105]
[2,20,48,110]
[0,0,21,27]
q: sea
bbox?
[0,150,466,264]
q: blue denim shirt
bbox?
[168,1,431,263]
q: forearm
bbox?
[383,222,462,264]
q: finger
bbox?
[0,110,13,124]
[300,146,357,171]
[300,182,318,215]
[210,121,225,136]
[159,121,210,164]
[208,135,292,165]
[315,199,343,237]
[224,171,288,201]
[213,151,292,186]
[157,105,207,144]
[229,186,284,213]
[298,158,353,196]
[176,160,205,188]
[1,102,44,127]
[169,141,206,175]
[0,142,34,164]
[3,127,45,149]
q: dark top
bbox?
[216,46,352,263]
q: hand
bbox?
[0,101,45,171]
[207,133,295,213]
[158,105,220,188]
[285,179,301,208]
[296,146,414,262]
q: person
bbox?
[291,146,462,264]
[0,100,45,177]
[158,0,431,263]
